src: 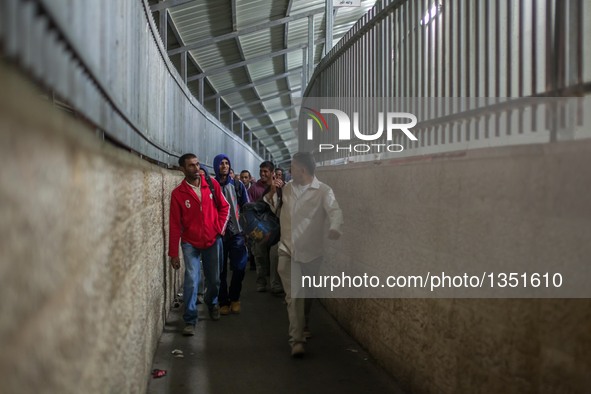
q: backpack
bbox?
[206,174,244,208]
[203,172,219,207]
[239,201,280,246]
[234,180,243,204]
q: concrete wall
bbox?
[0,63,182,393]
[318,142,591,393]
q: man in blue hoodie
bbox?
[213,154,250,314]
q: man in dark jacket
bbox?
[246,161,284,292]
[213,154,250,314]
[169,153,230,336]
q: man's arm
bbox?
[168,194,182,266]
[322,187,344,240]
[262,176,283,214]
[238,180,250,207]
[213,179,230,234]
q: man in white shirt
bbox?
[265,152,343,357]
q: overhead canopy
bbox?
[150,0,376,165]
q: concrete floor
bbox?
[147,271,405,394]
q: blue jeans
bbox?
[181,237,223,325]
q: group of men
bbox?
[168,151,343,357]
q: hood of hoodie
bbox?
[213,153,231,184]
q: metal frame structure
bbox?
[151,0,377,165]
[303,0,591,165]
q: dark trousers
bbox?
[219,232,248,305]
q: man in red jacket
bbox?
[169,153,230,336]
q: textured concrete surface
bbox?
[317,143,591,393]
[147,277,405,394]
[0,63,182,393]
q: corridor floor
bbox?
[147,272,405,394]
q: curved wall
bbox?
[0,0,262,171]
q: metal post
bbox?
[216,97,221,121]
[198,77,204,103]
[159,9,168,49]
[240,122,245,140]
[302,48,308,88]
[180,51,187,83]
[308,15,315,80]
[230,111,234,132]
[324,0,333,56]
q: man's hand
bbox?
[328,230,341,240]
[170,256,181,270]
[273,178,284,188]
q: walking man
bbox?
[213,154,250,315]
[248,161,284,292]
[269,152,343,357]
[169,153,230,336]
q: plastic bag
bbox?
[239,201,280,246]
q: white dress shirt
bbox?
[273,177,343,263]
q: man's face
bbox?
[240,172,251,186]
[259,167,273,184]
[290,161,304,185]
[182,157,200,181]
[275,169,283,180]
[219,159,230,176]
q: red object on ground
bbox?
[152,369,167,379]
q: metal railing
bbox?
[302,0,591,164]
[0,0,263,170]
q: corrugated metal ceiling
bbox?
[150,0,376,165]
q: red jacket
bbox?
[168,177,230,257]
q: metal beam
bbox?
[150,0,196,12]
[205,69,301,99]
[249,117,298,132]
[237,104,299,123]
[220,89,300,114]
[187,44,306,81]
[260,133,297,144]
[166,9,183,45]
[168,7,325,56]
[165,11,204,87]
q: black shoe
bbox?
[209,305,220,321]
[271,288,285,297]
[182,324,195,336]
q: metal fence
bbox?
[0,0,263,170]
[302,0,591,164]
